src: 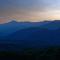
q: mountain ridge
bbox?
[0,20,60,36]
[0,20,60,50]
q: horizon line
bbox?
[0,19,60,24]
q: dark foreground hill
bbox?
[0,27,52,51]
[6,27,60,47]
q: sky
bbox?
[0,0,60,23]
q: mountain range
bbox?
[0,20,60,51]
[0,20,60,36]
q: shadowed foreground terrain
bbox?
[0,47,60,60]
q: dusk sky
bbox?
[0,0,60,23]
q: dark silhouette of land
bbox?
[0,20,60,59]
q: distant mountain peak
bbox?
[9,20,18,23]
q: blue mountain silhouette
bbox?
[0,20,60,36]
[0,20,51,36]
[0,20,60,51]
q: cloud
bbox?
[0,0,60,23]
[0,17,12,24]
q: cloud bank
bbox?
[0,0,60,23]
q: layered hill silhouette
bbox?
[0,20,60,36]
[0,20,60,51]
